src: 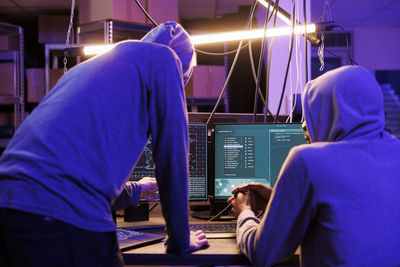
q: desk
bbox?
[117,203,299,266]
[123,238,251,266]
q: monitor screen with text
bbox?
[213,123,306,199]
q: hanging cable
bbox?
[253,0,273,123]
[333,25,357,65]
[286,3,302,123]
[263,0,280,122]
[247,1,282,117]
[206,0,259,125]
[324,49,359,65]
[134,0,258,57]
[274,1,295,123]
[303,0,308,84]
[63,0,76,73]
[135,0,158,27]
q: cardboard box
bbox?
[27,68,64,103]
[0,34,19,51]
[0,112,13,126]
[78,0,147,25]
[0,62,15,96]
[147,0,179,24]
[38,15,70,44]
[185,65,226,98]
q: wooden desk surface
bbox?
[123,237,251,266]
[117,203,298,266]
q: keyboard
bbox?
[116,228,164,251]
[190,222,237,239]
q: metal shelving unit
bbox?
[0,22,24,147]
[77,19,152,44]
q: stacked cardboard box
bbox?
[78,0,178,25]
[185,65,226,98]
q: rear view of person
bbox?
[229,65,400,266]
[0,21,208,267]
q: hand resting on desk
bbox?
[189,230,209,252]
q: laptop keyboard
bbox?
[190,222,236,233]
[116,228,144,241]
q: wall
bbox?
[352,27,400,70]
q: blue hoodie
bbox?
[236,66,400,266]
[0,22,194,254]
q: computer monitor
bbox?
[213,123,306,200]
[129,123,208,201]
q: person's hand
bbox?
[228,183,272,213]
[188,230,209,252]
[228,191,254,218]
[138,177,159,202]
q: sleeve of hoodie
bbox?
[236,146,317,266]
[148,46,190,254]
[111,181,142,210]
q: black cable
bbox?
[132,0,255,57]
[206,0,259,125]
[274,1,296,123]
[148,202,159,213]
[253,0,273,123]
[324,49,359,65]
[247,3,278,117]
[303,0,308,84]
[196,42,251,56]
[208,203,233,222]
[263,0,280,122]
[134,0,158,26]
[333,25,357,65]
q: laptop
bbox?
[117,228,165,251]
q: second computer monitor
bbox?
[213,123,306,199]
[129,123,208,201]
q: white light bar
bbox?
[191,24,315,45]
[83,24,315,55]
[257,0,292,25]
[84,44,115,55]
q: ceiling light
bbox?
[257,0,292,25]
[83,24,315,55]
[190,24,315,45]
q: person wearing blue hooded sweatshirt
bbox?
[228,65,400,266]
[0,21,209,266]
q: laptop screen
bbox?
[213,123,306,200]
[129,123,208,201]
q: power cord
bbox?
[148,202,159,213]
[207,203,233,222]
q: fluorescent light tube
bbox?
[191,24,315,45]
[257,0,292,25]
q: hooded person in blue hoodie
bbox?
[228,65,400,266]
[0,22,208,267]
